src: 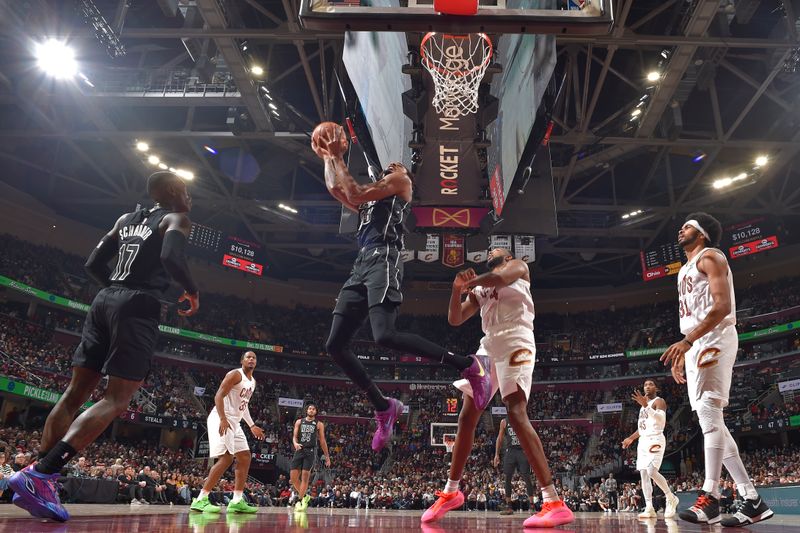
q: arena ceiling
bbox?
[0,0,799,288]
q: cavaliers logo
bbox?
[509,349,534,367]
[649,443,662,453]
[697,347,721,368]
[433,208,471,227]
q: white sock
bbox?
[444,479,460,493]
[199,489,209,499]
[541,484,559,503]
[650,470,674,498]
[701,479,720,499]
[231,490,243,503]
[640,470,653,507]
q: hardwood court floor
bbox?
[1,505,799,532]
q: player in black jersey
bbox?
[289,403,331,512]
[312,125,491,452]
[9,172,199,522]
[493,417,535,514]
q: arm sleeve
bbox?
[160,230,198,294]
[242,406,255,428]
[84,236,118,287]
[645,407,666,425]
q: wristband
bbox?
[681,337,693,347]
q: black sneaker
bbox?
[721,497,774,527]
[679,491,720,524]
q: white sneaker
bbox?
[130,499,142,506]
[664,494,679,519]
[638,506,657,519]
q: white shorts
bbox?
[454,325,535,403]
[684,325,737,412]
[207,410,249,457]
[636,435,666,471]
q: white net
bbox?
[443,434,456,453]
[421,32,493,117]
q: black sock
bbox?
[35,441,77,475]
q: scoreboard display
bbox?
[640,241,684,282]
[725,218,780,259]
[442,396,461,417]
[188,223,266,276]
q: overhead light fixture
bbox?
[147,155,160,165]
[251,65,264,76]
[175,169,194,180]
[136,141,149,152]
[203,145,218,155]
[622,209,643,219]
[35,39,78,79]
[660,49,670,59]
[168,167,176,172]
[278,203,298,214]
[646,71,660,82]
[260,86,273,100]
[713,177,733,189]
[754,155,768,167]
[268,102,278,110]
[158,163,168,170]
[692,150,707,163]
[631,108,642,117]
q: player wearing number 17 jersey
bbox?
[661,212,772,527]
[10,171,200,522]
[191,351,265,514]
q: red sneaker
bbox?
[523,500,574,528]
[421,490,465,523]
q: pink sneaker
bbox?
[371,398,404,451]
[524,500,574,528]
[421,490,465,523]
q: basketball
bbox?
[311,121,348,157]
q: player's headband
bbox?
[685,219,710,241]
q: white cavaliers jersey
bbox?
[638,397,665,438]
[212,368,255,423]
[677,248,736,335]
[472,277,535,332]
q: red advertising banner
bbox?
[490,164,506,215]
[412,207,490,229]
[221,254,264,276]
[442,234,465,268]
[729,235,779,259]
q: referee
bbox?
[493,417,535,514]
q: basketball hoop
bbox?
[443,435,456,454]
[420,32,493,117]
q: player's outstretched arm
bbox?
[214,369,242,436]
[621,430,639,449]
[84,214,126,287]
[448,269,480,326]
[466,259,529,289]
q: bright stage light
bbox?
[646,71,660,82]
[136,141,149,152]
[147,155,160,165]
[755,155,768,167]
[35,39,78,79]
[251,65,264,76]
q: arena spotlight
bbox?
[158,163,168,170]
[646,71,660,82]
[203,145,218,155]
[175,169,194,180]
[268,102,278,111]
[713,177,732,189]
[278,203,298,214]
[631,108,642,118]
[754,155,768,167]
[692,150,707,163]
[136,141,149,152]
[35,39,78,79]
[251,65,264,76]
[147,155,160,165]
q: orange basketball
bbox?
[311,121,348,157]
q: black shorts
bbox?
[290,448,316,471]
[72,286,161,381]
[333,245,403,316]
[503,448,530,477]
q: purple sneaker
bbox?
[371,398,404,451]
[9,463,70,522]
[462,354,492,410]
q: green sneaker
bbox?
[190,496,221,513]
[302,495,312,510]
[294,500,304,511]
[227,499,258,514]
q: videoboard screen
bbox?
[188,224,265,276]
[640,241,684,282]
[725,218,780,259]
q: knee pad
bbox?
[696,399,725,449]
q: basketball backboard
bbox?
[430,422,459,446]
[301,0,613,35]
